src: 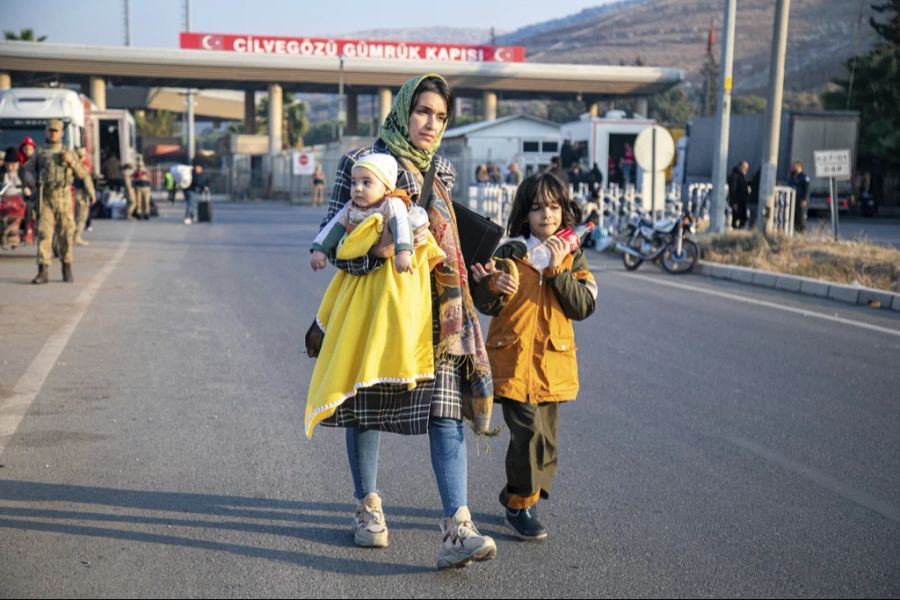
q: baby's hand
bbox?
[310,250,328,271]
[394,250,413,273]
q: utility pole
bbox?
[184,0,195,163]
[123,0,132,46]
[709,0,736,233]
[757,0,791,233]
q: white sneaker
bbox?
[354,493,389,548]
[436,506,497,569]
[183,217,192,225]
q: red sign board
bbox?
[180,32,525,63]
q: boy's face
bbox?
[528,194,563,242]
[350,166,389,208]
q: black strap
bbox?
[420,162,437,211]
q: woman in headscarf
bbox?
[315,73,497,570]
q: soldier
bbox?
[24,119,94,284]
[131,156,152,220]
[73,147,97,246]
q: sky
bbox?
[3,0,617,48]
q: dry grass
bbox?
[696,224,900,293]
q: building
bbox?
[441,114,562,185]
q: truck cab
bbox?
[0,87,88,152]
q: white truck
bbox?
[0,87,136,178]
[560,111,657,187]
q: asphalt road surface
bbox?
[1,203,898,598]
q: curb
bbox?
[694,261,900,313]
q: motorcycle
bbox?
[615,210,699,274]
[0,193,28,250]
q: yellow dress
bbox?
[304,213,445,438]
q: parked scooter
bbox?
[615,210,699,274]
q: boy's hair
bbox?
[506,172,576,238]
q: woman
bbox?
[318,73,496,570]
[311,163,326,207]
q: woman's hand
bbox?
[413,223,429,247]
[545,236,568,270]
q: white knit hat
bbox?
[352,153,398,191]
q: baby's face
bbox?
[350,167,389,208]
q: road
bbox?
[1,203,898,598]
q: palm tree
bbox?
[257,92,310,149]
[4,28,47,42]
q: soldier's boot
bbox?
[75,234,89,246]
[31,264,49,285]
[62,262,74,283]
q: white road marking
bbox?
[728,435,900,525]
[598,265,900,338]
[0,227,134,455]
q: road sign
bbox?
[814,149,851,181]
[634,125,675,171]
[292,151,316,176]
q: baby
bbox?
[310,153,421,273]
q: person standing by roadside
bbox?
[23,120,94,284]
[728,160,751,229]
[471,173,597,541]
[73,148,96,245]
[311,162,326,207]
[165,169,176,205]
[788,161,810,233]
[505,161,522,186]
[315,73,497,570]
[183,162,208,225]
[18,137,37,242]
[130,157,152,221]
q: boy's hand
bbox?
[394,250,413,273]
[545,236,568,270]
[470,259,496,284]
[310,250,328,271]
[492,272,518,297]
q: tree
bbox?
[256,92,310,149]
[4,28,47,42]
[648,86,697,127]
[731,95,767,114]
[135,110,178,137]
[822,0,899,165]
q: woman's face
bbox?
[408,91,448,151]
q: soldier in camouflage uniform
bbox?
[24,119,93,284]
[73,147,96,246]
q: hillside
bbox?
[497,0,881,93]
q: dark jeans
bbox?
[499,399,560,510]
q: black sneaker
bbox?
[504,507,547,541]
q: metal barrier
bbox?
[772,185,796,236]
[148,166,230,195]
[465,184,517,226]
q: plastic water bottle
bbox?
[527,222,595,269]
[407,206,429,229]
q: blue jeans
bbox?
[346,418,467,519]
[183,189,193,219]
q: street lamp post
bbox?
[338,55,345,143]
